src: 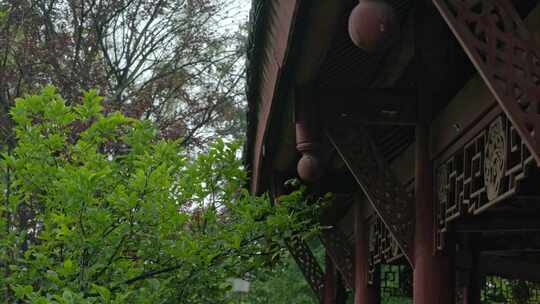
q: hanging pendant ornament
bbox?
[348,0,399,52]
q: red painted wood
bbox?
[323,254,336,304]
[432,0,540,165]
[354,204,376,304]
[250,0,298,193]
[414,123,452,304]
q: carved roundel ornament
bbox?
[484,117,506,201]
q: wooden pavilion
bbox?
[245,0,540,303]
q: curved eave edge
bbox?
[243,0,269,176]
[244,1,304,193]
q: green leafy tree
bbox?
[0,86,319,303]
[0,0,248,149]
[244,240,324,304]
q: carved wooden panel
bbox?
[326,127,414,266]
[435,115,535,249]
[286,239,325,300]
[320,227,354,289]
[433,0,540,165]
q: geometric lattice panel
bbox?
[435,115,535,250]
[482,276,540,304]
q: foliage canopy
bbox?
[0,87,320,303]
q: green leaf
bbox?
[91,284,111,303]
[12,284,33,299]
[63,259,74,274]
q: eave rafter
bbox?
[433,0,540,166]
[319,88,418,126]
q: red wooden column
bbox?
[354,204,376,304]
[466,235,481,304]
[323,253,347,304]
[414,2,452,300]
[414,122,452,304]
[323,254,337,304]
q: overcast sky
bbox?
[220,0,251,31]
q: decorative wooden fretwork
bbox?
[435,115,535,250]
[380,264,413,304]
[367,217,405,284]
[482,276,540,303]
[326,126,414,265]
[320,227,355,289]
[433,0,540,165]
[286,239,325,300]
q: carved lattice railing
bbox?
[286,239,325,300]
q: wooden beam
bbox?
[476,232,540,252]
[480,255,540,282]
[455,217,540,233]
[318,88,418,126]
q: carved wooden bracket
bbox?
[286,239,325,301]
[433,0,540,166]
[326,126,414,266]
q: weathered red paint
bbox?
[323,254,337,304]
[433,0,540,166]
[354,204,376,304]
[296,117,323,183]
[348,0,399,52]
[295,91,324,183]
[414,123,452,304]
